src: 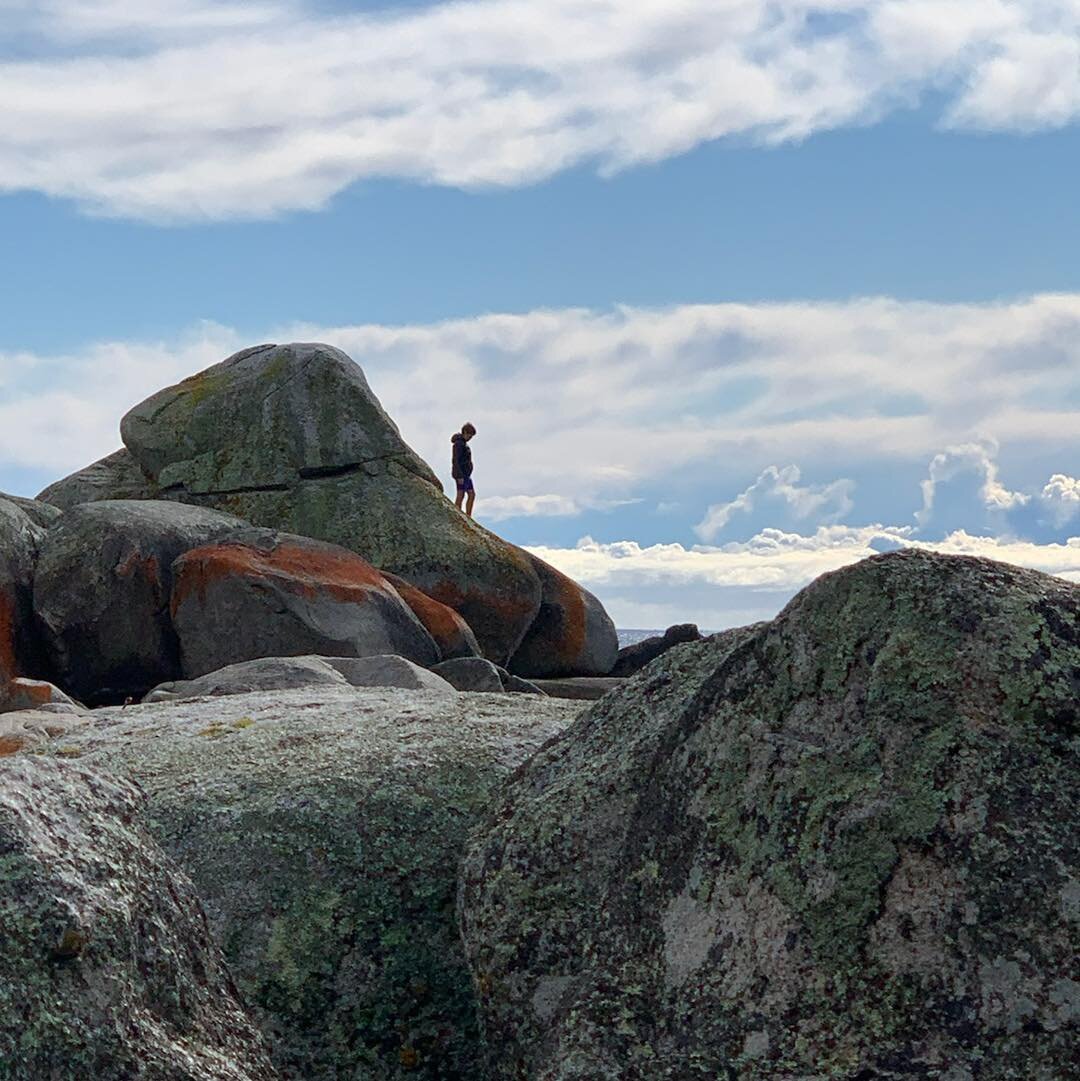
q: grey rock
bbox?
[145,656,349,702]
[0,756,276,1081]
[507,552,618,678]
[432,656,505,692]
[170,527,439,678]
[325,654,456,693]
[33,500,245,704]
[498,670,547,695]
[609,622,702,677]
[114,343,544,663]
[58,685,585,1081]
[36,447,154,510]
[460,550,1080,1080]
[0,709,87,755]
[0,677,85,715]
[381,571,482,661]
[0,497,47,684]
[0,492,63,530]
[529,676,626,700]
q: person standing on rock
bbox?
[452,423,477,518]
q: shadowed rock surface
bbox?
[171,528,439,677]
[55,686,585,1081]
[0,498,47,685]
[507,553,618,678]
[33,501,245,704]
[432,656,506,692]
[0,757,276,1081]
[610,622,702,677]
[381,571,482,661]
[324,654,456,693]
[460,550,1080,1080]
[529,676,626,700]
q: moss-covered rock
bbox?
[56,685,584,1080]
[460,550,1080,1080]
[0,757,276,1080]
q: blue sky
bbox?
[2,0,1079,628]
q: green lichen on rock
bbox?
[60,684,584,1080]
[460,550,1080,1080]
[0,757,276,1081]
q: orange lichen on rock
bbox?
[173,540,394,615]
[382,572,478,657]
[0,734,28,757]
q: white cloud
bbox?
[476,493,640,522]
[3,0,1080,219]
[1039,473,1080,526]
[916,439,1029,537]
[527,527,1080,629]
[3,296,1079,523]
[695,463,854,542]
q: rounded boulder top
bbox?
[460,548,1080,1080]
[120,342,440,494]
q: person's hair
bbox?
[462,422,476,436]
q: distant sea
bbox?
[616,629,663,648]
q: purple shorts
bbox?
[456,476,474,494]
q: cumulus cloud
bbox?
[3,0,1080,219]
[695,464,854,542]
[1038,473,1080,527]
[477,493,640,522]
[915,439,1028,537]
[528,528,1080,629]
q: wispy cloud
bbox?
[3,0,1080,219]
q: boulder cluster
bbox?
[0,342,1076,1080]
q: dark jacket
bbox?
[451,433,473,479]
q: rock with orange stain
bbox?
[381,571,481,661]
[0,709,86,756]
[0,677,84,716]
[171,528,440,679]
[34,500,245,704]
[37,343,550,664]
[0,496,50,687]
[506,552,618,678]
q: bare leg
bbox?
[466,490,476,518]
[455,488,464,510]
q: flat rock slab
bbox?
[530,677,627,700]
[55,686,584,1081]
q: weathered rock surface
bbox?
[325,654,455,693]
[460,550,1080,1080]
[112,343,544,662]
[0,757,276,1080]
[0,677,84,715]
[610,622,702,677]
[382,571,482,661]
[507,553,618,678]
[0,498,46,685]
[0,492,63,530]
[530,676,626,700]
[432,656,506,692]
[0,709,86,756]
[145,656,350,702]
[37,447,154,510]
[33,501,244,704]
[55,686,584,1081]
[171,529,439,678]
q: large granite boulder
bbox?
[57,685,584,1081]
[0,491,63,530]
[610,622,702,677]
[0,757,275,1080]
[171,529,439,677]
[382,571,482,661]
[37,448,154,510]
[0,498,47,685]
[33,501,244,704]
[460,550,1080,1079]
[119,343,543,662]
[507,553,618,678]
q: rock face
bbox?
[382,571,482,661]
[37,448,153,511]
[0,757,275,1081]
[171,529,439,678]
[324,654,456,693]
[0,677,84,715]
[33,501,244,704]
[113,342,543,663]
[610,622,702,677]
[0,498,46,685]
[0,710,86,756]
[460,550,1080,1080]
[59,685,584,1081]
[507,553,618,678]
